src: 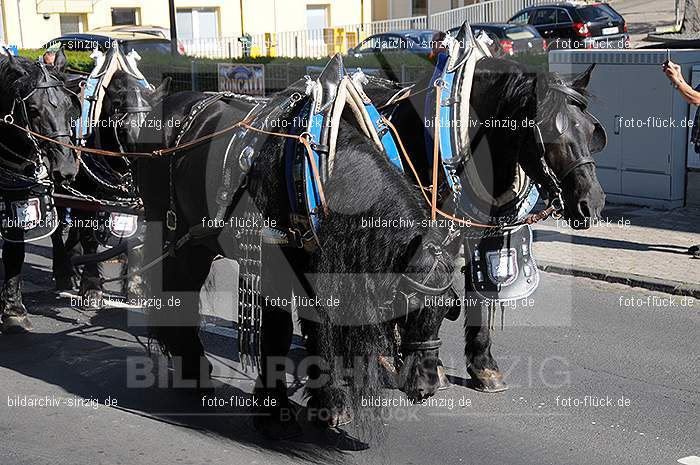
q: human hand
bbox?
[663,60,683,85]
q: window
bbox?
[532,8,557,26]
[111,8,139,26]
[557,9,573,24]
[451,0,463,8]
[511,12,530,25]
[412,0,427,16]
[505,26,536,40]
[176,8,219,41]
[577,5,615,22]
[306,5,329,30]
[60,14,85,35]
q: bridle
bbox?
[108,86,153,153]
[1,63,75,182]
[393,239,458,354]
[531,84,607,206]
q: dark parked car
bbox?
[347,29,440,57]
[448,23,547,56]
[91,25,171,39]
[44,31,182,56]
[509,2,629,50]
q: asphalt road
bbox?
[0,242,698,465]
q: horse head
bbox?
[392,231,459,402]
[2,49,79,183]
[102,71,170,152]
[527,65,607,228]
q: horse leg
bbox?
[77,216,104,308]
[252,300,303,437]
[300,318,353,428]
[464,296,508,393]
[150,244,215,391]
[1,240,32,333]
[251,244,301,437]
[124,226,146,300]
[51,219,74,291]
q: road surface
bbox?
[0,242,697,465]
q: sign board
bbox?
[0,44,19,56]
[217,63,265,97]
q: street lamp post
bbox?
[168,0,179,56]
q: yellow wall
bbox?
[1,0,370,48]
[372,0,470,21]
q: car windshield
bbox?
[123,41,172,55]
[577,5,617,22]
[505,26,536,40]
[407,31,438,48]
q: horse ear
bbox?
[53,47,67,72]
[3,50,27,76]
[150,77,171,103]
[571,64,595,92]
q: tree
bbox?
[682,0,700,33]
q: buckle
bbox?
[288,228,303,248]
[166,210,177,232]
[551,195,565,219]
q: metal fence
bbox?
[182,15,430,59]
[137,61,430,95]
[182,0,551,59]
[430,0,550,32]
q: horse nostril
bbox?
[578,200,591,218]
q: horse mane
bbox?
[303,116,452,438]
[477,57,588,123]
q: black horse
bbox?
[133,62,458,437]
[362,35,606,392]
[0,50,80,333]
[51,69,170,304]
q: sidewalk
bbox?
[612,0,677,47]
[532,205,700,297]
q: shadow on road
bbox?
[0,289,366,462]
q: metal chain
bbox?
[62,183,141,209]
[79,157,134,196]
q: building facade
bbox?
[0,0,372,49]
[371,0,479,21]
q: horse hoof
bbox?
[1,315,33,334]
[307,396,353,428]
[467,366,508,393]
[438,365,451,391]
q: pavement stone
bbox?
[532,205,700,294]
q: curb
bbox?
[538,261,700,299]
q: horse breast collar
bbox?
[78,42,153,142]
[423,25,544,230]
[287,54,403,238]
